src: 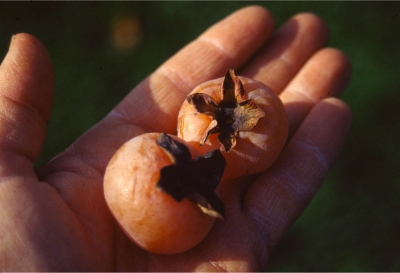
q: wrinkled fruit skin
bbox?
[178,77,288,180]
[104,133,216,254]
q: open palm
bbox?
[0,6,351,271]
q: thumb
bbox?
[0,33,54,177]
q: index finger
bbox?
[109,6,275,134]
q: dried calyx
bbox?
[187,69,265,152]
[156,133,226,219]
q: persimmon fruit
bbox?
[178,69,288,180]
[104,133,226,254]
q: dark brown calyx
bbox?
[186,69,265,152]
[156,133,226,219]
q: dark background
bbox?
[1,2,399,271]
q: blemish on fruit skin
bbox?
[156,133,226,219]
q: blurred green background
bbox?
[0,2,399,271]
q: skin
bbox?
[104,133,216,255]
[178,76,288,180]
[0,6,352,271]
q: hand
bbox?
[0,6,351,271]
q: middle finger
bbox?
[240,13,329,94]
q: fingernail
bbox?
[10,35,17,48]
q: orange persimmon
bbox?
[104,133,226,254]
[178,69,288,180]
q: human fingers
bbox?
[281,48,351,138]
[243,98,352,262]
[0,33,54,178]
[240,13,329,95]
[239,12,351,137]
